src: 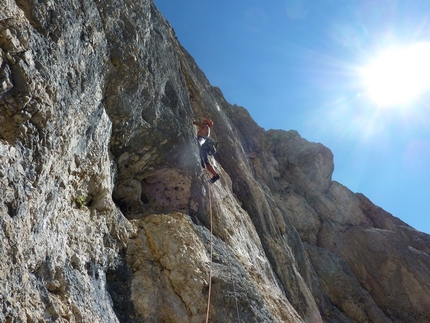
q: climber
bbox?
[193,118,220,183]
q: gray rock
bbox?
[1,0,430,322]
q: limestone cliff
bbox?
[1,0,430,322]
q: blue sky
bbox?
[153,0,430,234]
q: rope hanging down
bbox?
[205,182,213,323]
[204,179,241,323]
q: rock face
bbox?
[1,0,430,322]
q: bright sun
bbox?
[362,42,430,107]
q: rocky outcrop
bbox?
[1,0,430,322]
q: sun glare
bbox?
[362,42,430,107]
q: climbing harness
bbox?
[205,181,214,323]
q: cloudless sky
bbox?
[153,0,430,234]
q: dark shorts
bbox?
[197,136,210,165]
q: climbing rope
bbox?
[205,178,240,323]
[205,182,213,323]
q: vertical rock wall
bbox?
[1,0,133,321]
[1,0,430,322]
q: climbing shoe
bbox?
[210,174,220,183]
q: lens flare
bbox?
[362,42,430,107]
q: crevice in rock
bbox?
[5,201,17,217]
[106,250,138,323]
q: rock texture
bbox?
[1,0,430,322]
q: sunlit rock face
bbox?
[1,0,430,322]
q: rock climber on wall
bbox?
[193,118,220,183]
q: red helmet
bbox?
[203,118,213,127]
